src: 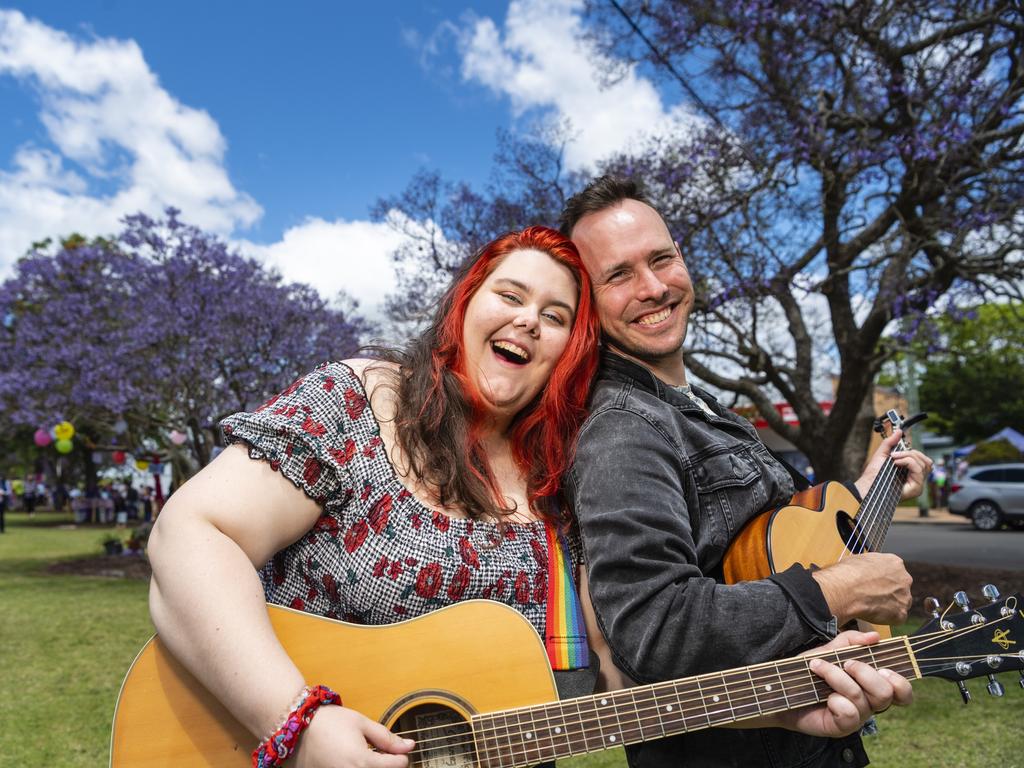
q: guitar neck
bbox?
[470,638,919,767]
[852,436,910,552]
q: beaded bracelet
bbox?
[252,684,342,767]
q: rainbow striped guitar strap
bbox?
[544,521,590,671]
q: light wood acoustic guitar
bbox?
[722,410,927,637]
[110,589,1024,766]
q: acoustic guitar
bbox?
[110,589,1023,766]
[722,410,926,636]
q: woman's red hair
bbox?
[425,226,600,521]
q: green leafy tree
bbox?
[967,438,1023,465]
[919,304,1024,443]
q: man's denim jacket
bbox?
[567,351,867,768]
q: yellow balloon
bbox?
[54,421,75,440]
[135,459,149,471]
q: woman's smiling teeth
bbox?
[636,306,672,326]
[492,340,531,364]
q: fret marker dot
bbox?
[526,733,533,740]
[601,698,608,706]
[665,705,673,712]
[765,684,773,691]
[712,695,720,702]
[609,735,617,743]
[554,727,562,734]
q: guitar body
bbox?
[110,600,557,766]
[722,481,891,637]
[110,587,1024,766]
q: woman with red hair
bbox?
[147,226,604,768]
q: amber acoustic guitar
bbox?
[110,591,1024,766]
[722,411,926,636]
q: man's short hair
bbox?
[558,175,654,236]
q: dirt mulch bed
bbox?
[44,555,1021,607]
[47,554,152,580]
[905,561,1023,617]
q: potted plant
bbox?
[125,522,152,555]
[101,532,124,556]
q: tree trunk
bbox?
[188,416,210,468]
[837,388,877,480]
[793,385,876,482]
[80,446,98,492]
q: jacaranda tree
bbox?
[0,209,368,481]
[383,0,1024,478]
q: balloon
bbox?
[34,429,52,447]
[54,421,75,440]
[114,419,128,435]
[135,459,149,471]
[112,450,126,465]
[55,438,73,454]
[169,429,188,446]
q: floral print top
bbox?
[220,361,578,641]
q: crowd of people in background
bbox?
[0,473,161,533]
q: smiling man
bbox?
[560,176,933,768]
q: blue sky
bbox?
[0,1,693,321]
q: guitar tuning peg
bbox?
[954,591,971,612]
[957,681,972,704]
[924,597,941,617]
[982,584,1001,603]
[987,675,1005,697]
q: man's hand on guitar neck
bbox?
[811,553,913,626]
[854,429,933,500]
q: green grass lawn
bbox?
[1,510,1021,766]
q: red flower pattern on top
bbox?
[303,457,322,486]
[221,361,579,644]
[329,439,356,466]
[344,519,369,553]
[344,388,367,420]
[368,494,392,534]
[302,417,326,438]
[415,563,443,599]
[458,537,480,570]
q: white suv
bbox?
[948,463,1024,531]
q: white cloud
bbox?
[0,9,260,267]
[238,217,404,327]
[0,10,413,335]
[456,0,698,169]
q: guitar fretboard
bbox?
[851,434,910,553]
[467,638,917,768]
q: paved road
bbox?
[885,521,1024,571]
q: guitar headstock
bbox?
[874,410,928,444]
[911,586,1024,702]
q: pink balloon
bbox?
[169,430,188,445]
[34,429,52,447]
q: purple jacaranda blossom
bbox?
[0,209,369,470]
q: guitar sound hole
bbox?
[835,511,869,552]
[396,703,476,768]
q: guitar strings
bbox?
[403,620,989,750]
[396,614,1015,762]
[396,645,915,748]
[402,646,918,761]
[838,430,909,560]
